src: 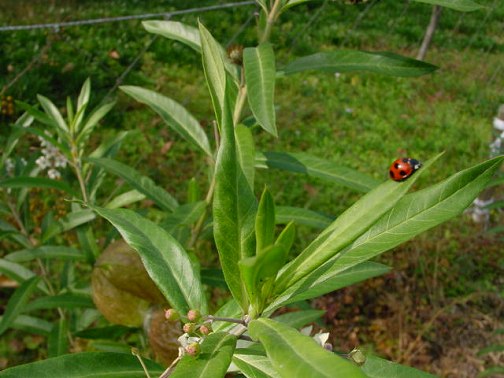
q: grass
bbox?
[0,0,503,374]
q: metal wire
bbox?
[0,1,256,32]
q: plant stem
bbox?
[206,315,246,325]
[260,0,282,44]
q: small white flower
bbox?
[54,154,67,168]
[36,156,50,170]
[5,158,14,174]
[493,117,504,131]
[47,168,61,180]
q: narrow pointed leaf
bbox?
[24,293,94,312]
[361,354,436,377]
[274,221,295,255]
[12,124,70,155]
[319,156,504,279]
[236,124,255,189]
[276,206,333,229]
[0,259,48,293]
[143,20,200,52]
[199,22,227,125]
[256,187,275,255]
[37,94,69,133]
[77,78,91,112]
[42,210,96,242]
[0,352,164,378]
[249,318,366,378]
[93,206,207,313]
[105,190,146,209]
[88,157,178,212]
[244,43,277,136]
[48,318,69,357]
[77,100,115,143]
[213,82,257,309]
[257,152,379,192]
[6,246,85,262]
[3,314,52,336]
[160,201,206,234]
[282,51,438,77]
[233,353,276,378]
[274,155,440,293]
[171,332,237,378]
[16,101,55,128]
[120,86,211,156]
[0,176,76,196]
[412,0,484,11]
[268,262,390,312]
[0,276,41,336]
[281,0,313,11]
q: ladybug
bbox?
[389,158,422,182]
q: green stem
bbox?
[260,0,283,44]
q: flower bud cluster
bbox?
[164,308,214,357]
[35,136,67,179]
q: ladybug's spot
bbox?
[389,170,394,178]
[394,163,400,169]
[399,170,407,176]
[402,158,409,163]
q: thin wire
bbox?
[0,1,255,32]
[226,9,257,47]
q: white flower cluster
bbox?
[490,117,504,157]
[35,136,67,179]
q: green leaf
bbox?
[2,314,52,336]
[0,259,48,293]
[160,201,206,234]
[213,82,257,310]
[281,0,313,11]
[240,245,288,305]
[16,100,56,128]
[201,268,228,289]
[77,78,91,113]
[5,246,85,263]
[276,206,332,229]
[42,210,96,242]
[199,22,227,125]
[171,332,237,378]
[233,353,276,378]
[361,354,436,377]
[244,43,277,136]
[235,124,256,189]
[478,344,504,356]
[0,352,163,378]
[274,154,441,293]
[93,206,207,314]
[0,176,77,196]
[212,298,242,332]
[282,51,438,77]
[105,190,146,209]
[88,157,178,212]
[0,276,41,336]
[411,0,485,11]
[120,86,212,156]
[12,124,70,155]
[479,367,504,378]
[318,156,504,283]
[48,318,69,357]
[257,152,379,192]
[0,113,32,170]
[77,100,116,144]
[268,262,390,312]
[37,94,69,133]
[274,221,295,256]
[143,20,200,52]
[273,309,325,329]
[249,318,366,378]
[24,293,94,312]
[256,187,276,255]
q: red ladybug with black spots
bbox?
[389,158,422,181]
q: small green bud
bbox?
[164,308,180,321]
[183,322,196,334]
[187,309,201,322]
[185,342,200,357]
[199,323,212,335]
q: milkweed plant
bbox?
[0,0,502,377]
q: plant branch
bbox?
[260,0,282,44]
